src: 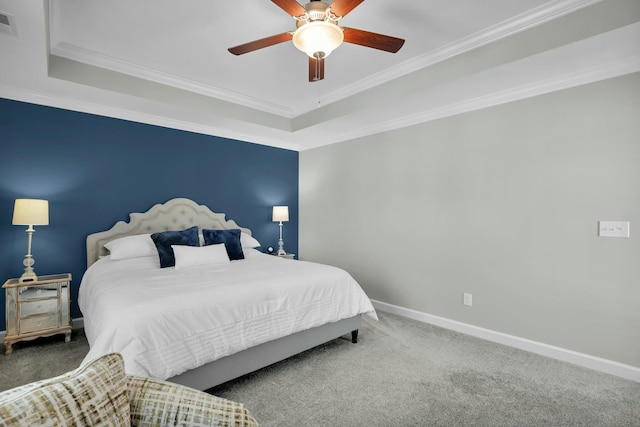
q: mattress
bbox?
[78,249,377,379]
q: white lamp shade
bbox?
[292,21,344,58]
[272,206,289,222]
[12,199,49,225]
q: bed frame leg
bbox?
[351,329,358,344]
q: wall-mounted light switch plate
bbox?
[598,221,630,238]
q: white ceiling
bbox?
[1,0,639,151]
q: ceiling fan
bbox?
[228,0,405,82]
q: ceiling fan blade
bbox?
[342,27,405,53]
[271,0,306,17]
[228,32,293,55]
[309,56,325,82]
[329,0,365,18]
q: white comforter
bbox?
[78,249,376,379]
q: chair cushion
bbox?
[127,375,259,427]
[0,353,130,427]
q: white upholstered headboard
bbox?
[86,198,252,267]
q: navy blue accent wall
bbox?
[0,98,298,331]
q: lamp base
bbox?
[19,268,37,283]
[19,254,37,283]
[277,221,286,255]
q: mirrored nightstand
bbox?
[3,273,72,355]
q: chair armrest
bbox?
[127,375,259,427]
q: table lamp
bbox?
[12,198,49,282]
[272,206,289,256]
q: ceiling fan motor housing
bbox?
[292,1,344,59]
[300,1,338,23]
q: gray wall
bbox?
[299,72,640,368]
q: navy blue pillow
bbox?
[150,226,200,268]
[202,228,244,261]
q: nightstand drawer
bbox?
[20,299,58,318]
[20,314,59,334]
[19,284,65,301]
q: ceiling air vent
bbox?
[0,12,17,36]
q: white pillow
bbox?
[240,232,261,248]
[172,243,230,269]
[104,234,157,260]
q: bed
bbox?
[79,198,377,391]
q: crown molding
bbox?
[306,0,604,115]
[300,22,640,150]
[47,0,603,120]
[323,57,640,150]
[49,42,297,119]
[7,1,636,153]
[0,83,299,151]
[5,30,636,153]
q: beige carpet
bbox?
[2,312,639,426]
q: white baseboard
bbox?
[371,299,640,383]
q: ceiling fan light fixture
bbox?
[292,21,344,59]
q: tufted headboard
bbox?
[86,198,252,267]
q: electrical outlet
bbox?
[463,293,472,307]
[598,221,630,238]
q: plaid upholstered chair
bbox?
[0,353,259,427]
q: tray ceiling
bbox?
[1,0,639,150]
